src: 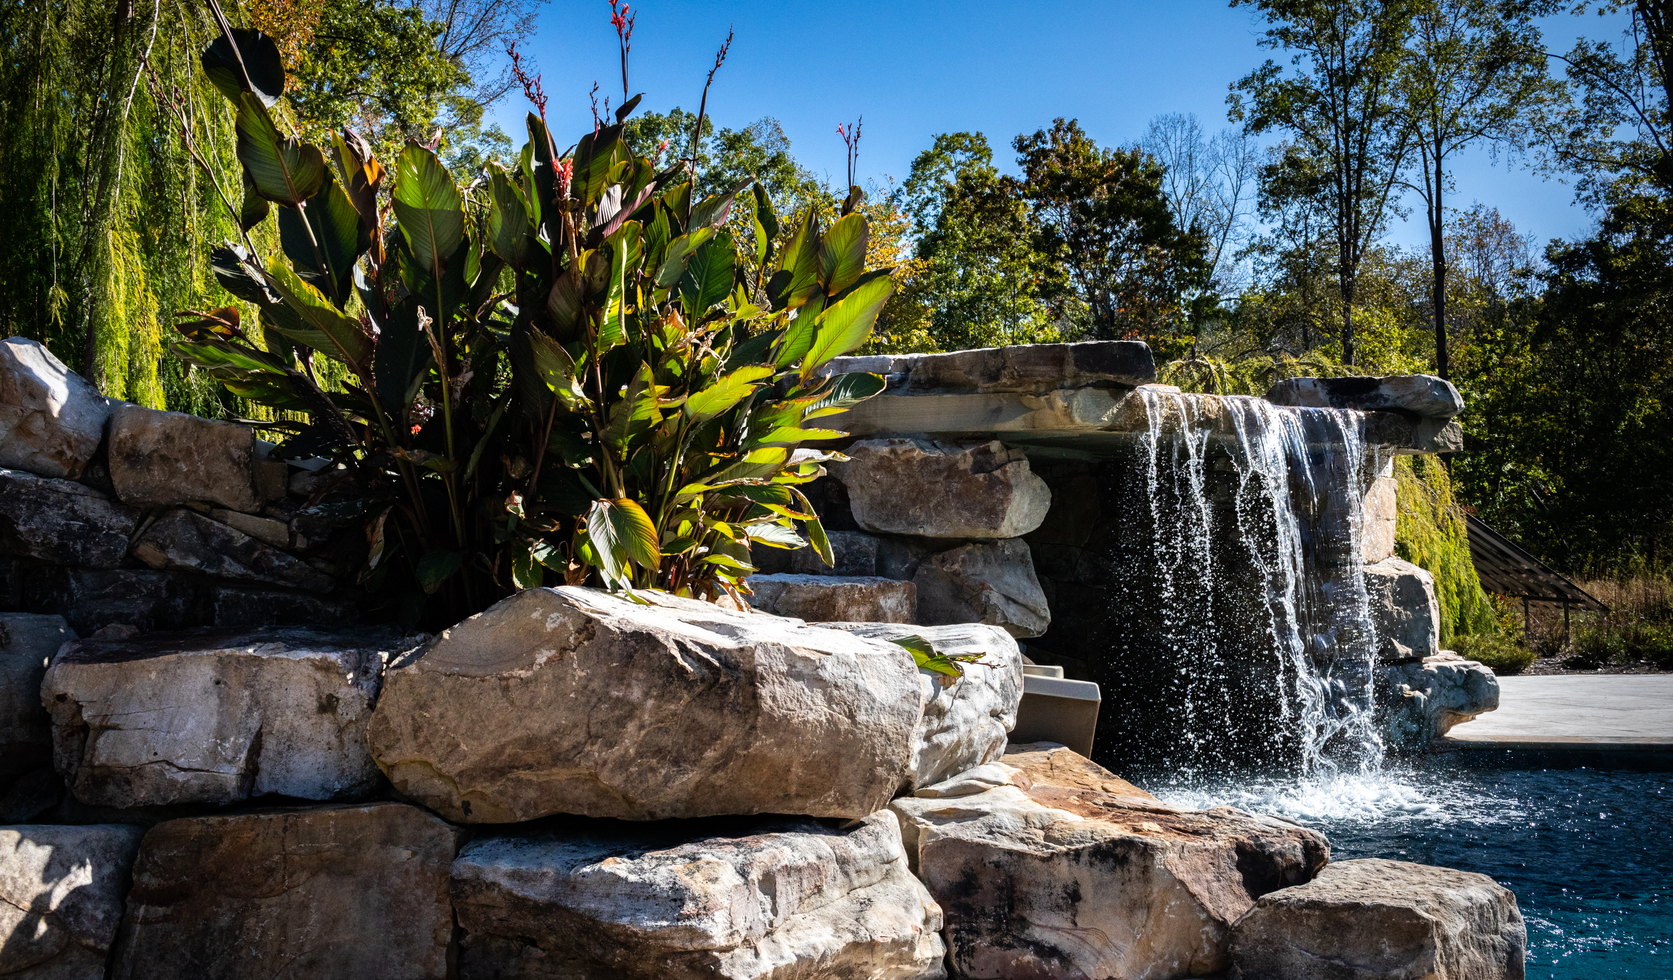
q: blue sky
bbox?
[496,1,1632,252]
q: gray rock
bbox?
[110,803,463,980]
[204,585,359,629]
[1265,374,1465,419]
[1379,653,1501,751]
[42,625,415,807]
[368,587,927,824]
[822,621,1024,790]
[890,747,1329,980]
[751,529,880,576]
[209,507,290,548]
[1229,857,1526,980]
[0,468,138,568]
[21,567,202,636]
[1363,464,1398,565]
[913,538,1052,638]
[831,387,1136,439]
[0,337,115,480]
[1,613,73,781]
[451,811,947,980]
[107,403,272,512]
[834,438,1051,539]
[747,573,916,623]
[1362,413,1466,455]
[0,823,146,980]
[1365,557,1442,660]
[825,340,1155,394]
[131,508,334,594]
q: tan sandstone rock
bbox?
[890,748,1329,980]
[0,337,115,480]
[107,403,273,512]
[0,823,144,980]
[109,803,462,980]
[1229,857,1527,980]
[451,811,947,980]
[833,438,1052,538]
[368,587,926,823]
[43,626,415,807]
[747,573,917,623]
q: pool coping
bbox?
[1435,735,1673,771]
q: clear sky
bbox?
[496,0,1633,252]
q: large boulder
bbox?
[369,587,937,823]
[1365,557,1442,660]
[1,613,73,782]
[833,438,1051,538]
[823,622,1024,790]
[131,508,334,594]
[107,403,278,512]
[1229,858,1526,980]
[1265,375,1465,419]
[825,340,1156,394]
[42,626,415,807]
[913,538,1052,638]
[0,823,145,980]
[1379,652,1501,751]
[1363,465,1398,565]
[891,746,1329,980]
[451,811,947,980]
[746,573,916,623]
[0,468,138,568]
[109,803,462,980]
[0,337,114,480]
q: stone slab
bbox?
[0,823,145,980]
[1,613,73,780]
[451,812,946,980]
[833,438,1051,539]
[747,573,916,623]
[109,803,462,980]
[1266,374,1465,419]
[131,508,333,593]
[43,626,414,807]
[0,468,138,568]
[825,340,1156,394]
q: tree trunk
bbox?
[1341,284,1356,366]
[1430,142,1448,380]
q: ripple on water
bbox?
[1141,761,1671,980]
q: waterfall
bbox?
[1126,388,1385,778]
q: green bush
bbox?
[1450,634,1535,675]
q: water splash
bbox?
[1127,388,1384,778]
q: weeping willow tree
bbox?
[1,0,536,411]
[0,0,250,411]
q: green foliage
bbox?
[1449,633,1535,674]
[888,635,987,679]
[1393,455,1498,645]
[169,27,894,626]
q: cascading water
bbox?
[1104,388,1386,779]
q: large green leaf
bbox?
[486,165,534,269]
[803,371,888,420]
[279,173,367,307]
[655,228,715,289]
[235,93,326,206]
[238,171,269,230]
[263,262,374,370]
[372,297,432,417]
[802,273,894,376]
[679,232,735,319]
[601,363,659,452]
[751,183,779,266]
[415,550,463,594]
[528,331,590,410]
[767,209,820,311]
[392,143,465,281]
[774,294,824,368]
[817,213,869,298]
[686,366,774,422]
[201,29,285,107]
[587,497,659,587]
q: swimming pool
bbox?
[1144,761,1671,979]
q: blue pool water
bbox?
[1146,762,1671,979]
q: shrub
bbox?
[169,19,894,627]
[1449,634,1535,675]
[1392,454,1499,645]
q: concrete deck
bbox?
[1438,675,1673,768]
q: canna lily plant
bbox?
[171,17,894,626]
